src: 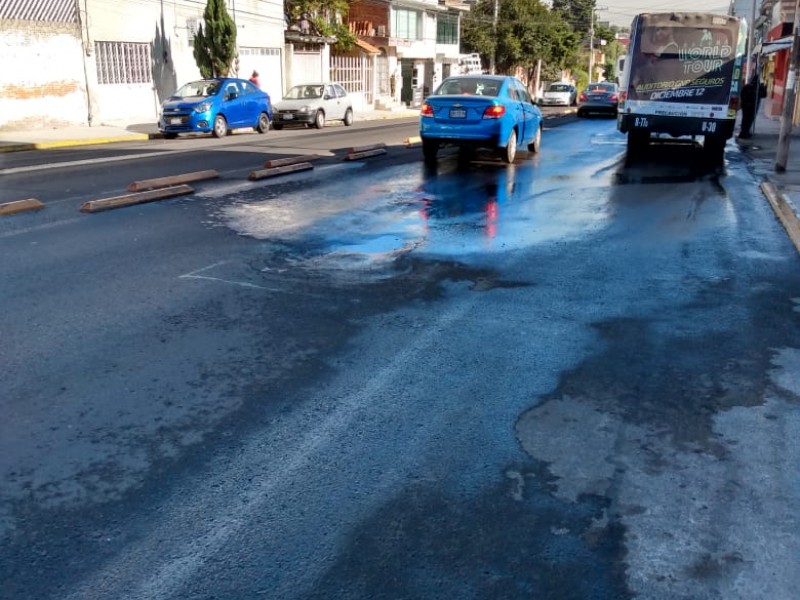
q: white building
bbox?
[0,0,285,130]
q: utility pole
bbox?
[490,0,498,75]
[588,6,607,85]
[776,0,800,172]
[746,0,756,81]
[588,5,595,84]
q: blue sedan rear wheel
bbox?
[528,125,542,153]
[422,139,438,165]
[501,130,517,164]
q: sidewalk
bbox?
[0,109,421,153]
[736,98,800,251]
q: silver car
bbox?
[272,83,354,129]
[540,82,577,107]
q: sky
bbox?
[599,1,733,29]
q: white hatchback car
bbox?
[272,83,354,129]
[540,82,577,107]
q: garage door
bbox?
[293,51,322,84]
[239,47,283,105]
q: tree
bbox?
[193,0,237,78]
[551,0,594,36]
[461,0,579,79]
[285,0,357,51]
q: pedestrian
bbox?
[249,70,260,88]
[738,74,766,139]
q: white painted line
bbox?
[0,150,186,176]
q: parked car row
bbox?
[157,75,613,166]
[535,81,620,117]
[158,78,354,139]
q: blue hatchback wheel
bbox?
[212,114,228,138]
[256,112,270,133]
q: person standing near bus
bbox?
[249,70,260,88]
[738,74,766,139]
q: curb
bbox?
[761,181,800,254]
[0,133,149,153]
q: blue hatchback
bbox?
[158,78,272,139]
[419,75,543,164]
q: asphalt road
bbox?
[2,115,800,599]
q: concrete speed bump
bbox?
[249,162,314,180]
[80,185,193,213]
[0,198,44,216]
[128,169,219,191]
[344,143,388,161]
[263,155,320,168]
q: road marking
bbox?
[179,261,270,290]
[0,150,186,175]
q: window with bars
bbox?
[393,8,421,41]
[436,14,458,45]
[95,41,152,85]
[239,47,282,57]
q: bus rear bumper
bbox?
[617,112,735,140]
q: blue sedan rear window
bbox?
[437,78,500,97]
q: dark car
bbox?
[577,82,619,117]
[419,75,543,165]
[158,78,272,139]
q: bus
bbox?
[616,12,747,162]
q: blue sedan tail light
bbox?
[483,104,506,119]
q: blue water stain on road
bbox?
[220,147,618,273]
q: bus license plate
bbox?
[450,109,466,118]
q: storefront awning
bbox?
[761,36,793,55]
[355,38,381,54]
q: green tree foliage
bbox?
[461,0,579,76]
[551,0,594,36]
[285,0,357,51]
[193,0,237,78]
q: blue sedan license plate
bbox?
[449,108,466,118]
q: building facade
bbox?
[347,0,468,109]
[0,0,286,130]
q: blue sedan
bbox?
[419,75,543,164]
[158,78,272,139]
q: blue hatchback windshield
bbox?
[437,78,500,97]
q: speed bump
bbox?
[80,185,193,213]
[249,162,314,180]
[0,198,44,216]
[344,143,387,161]
[128,169,218,191]
[264,155,321,168]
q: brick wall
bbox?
[348,0,389,37]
